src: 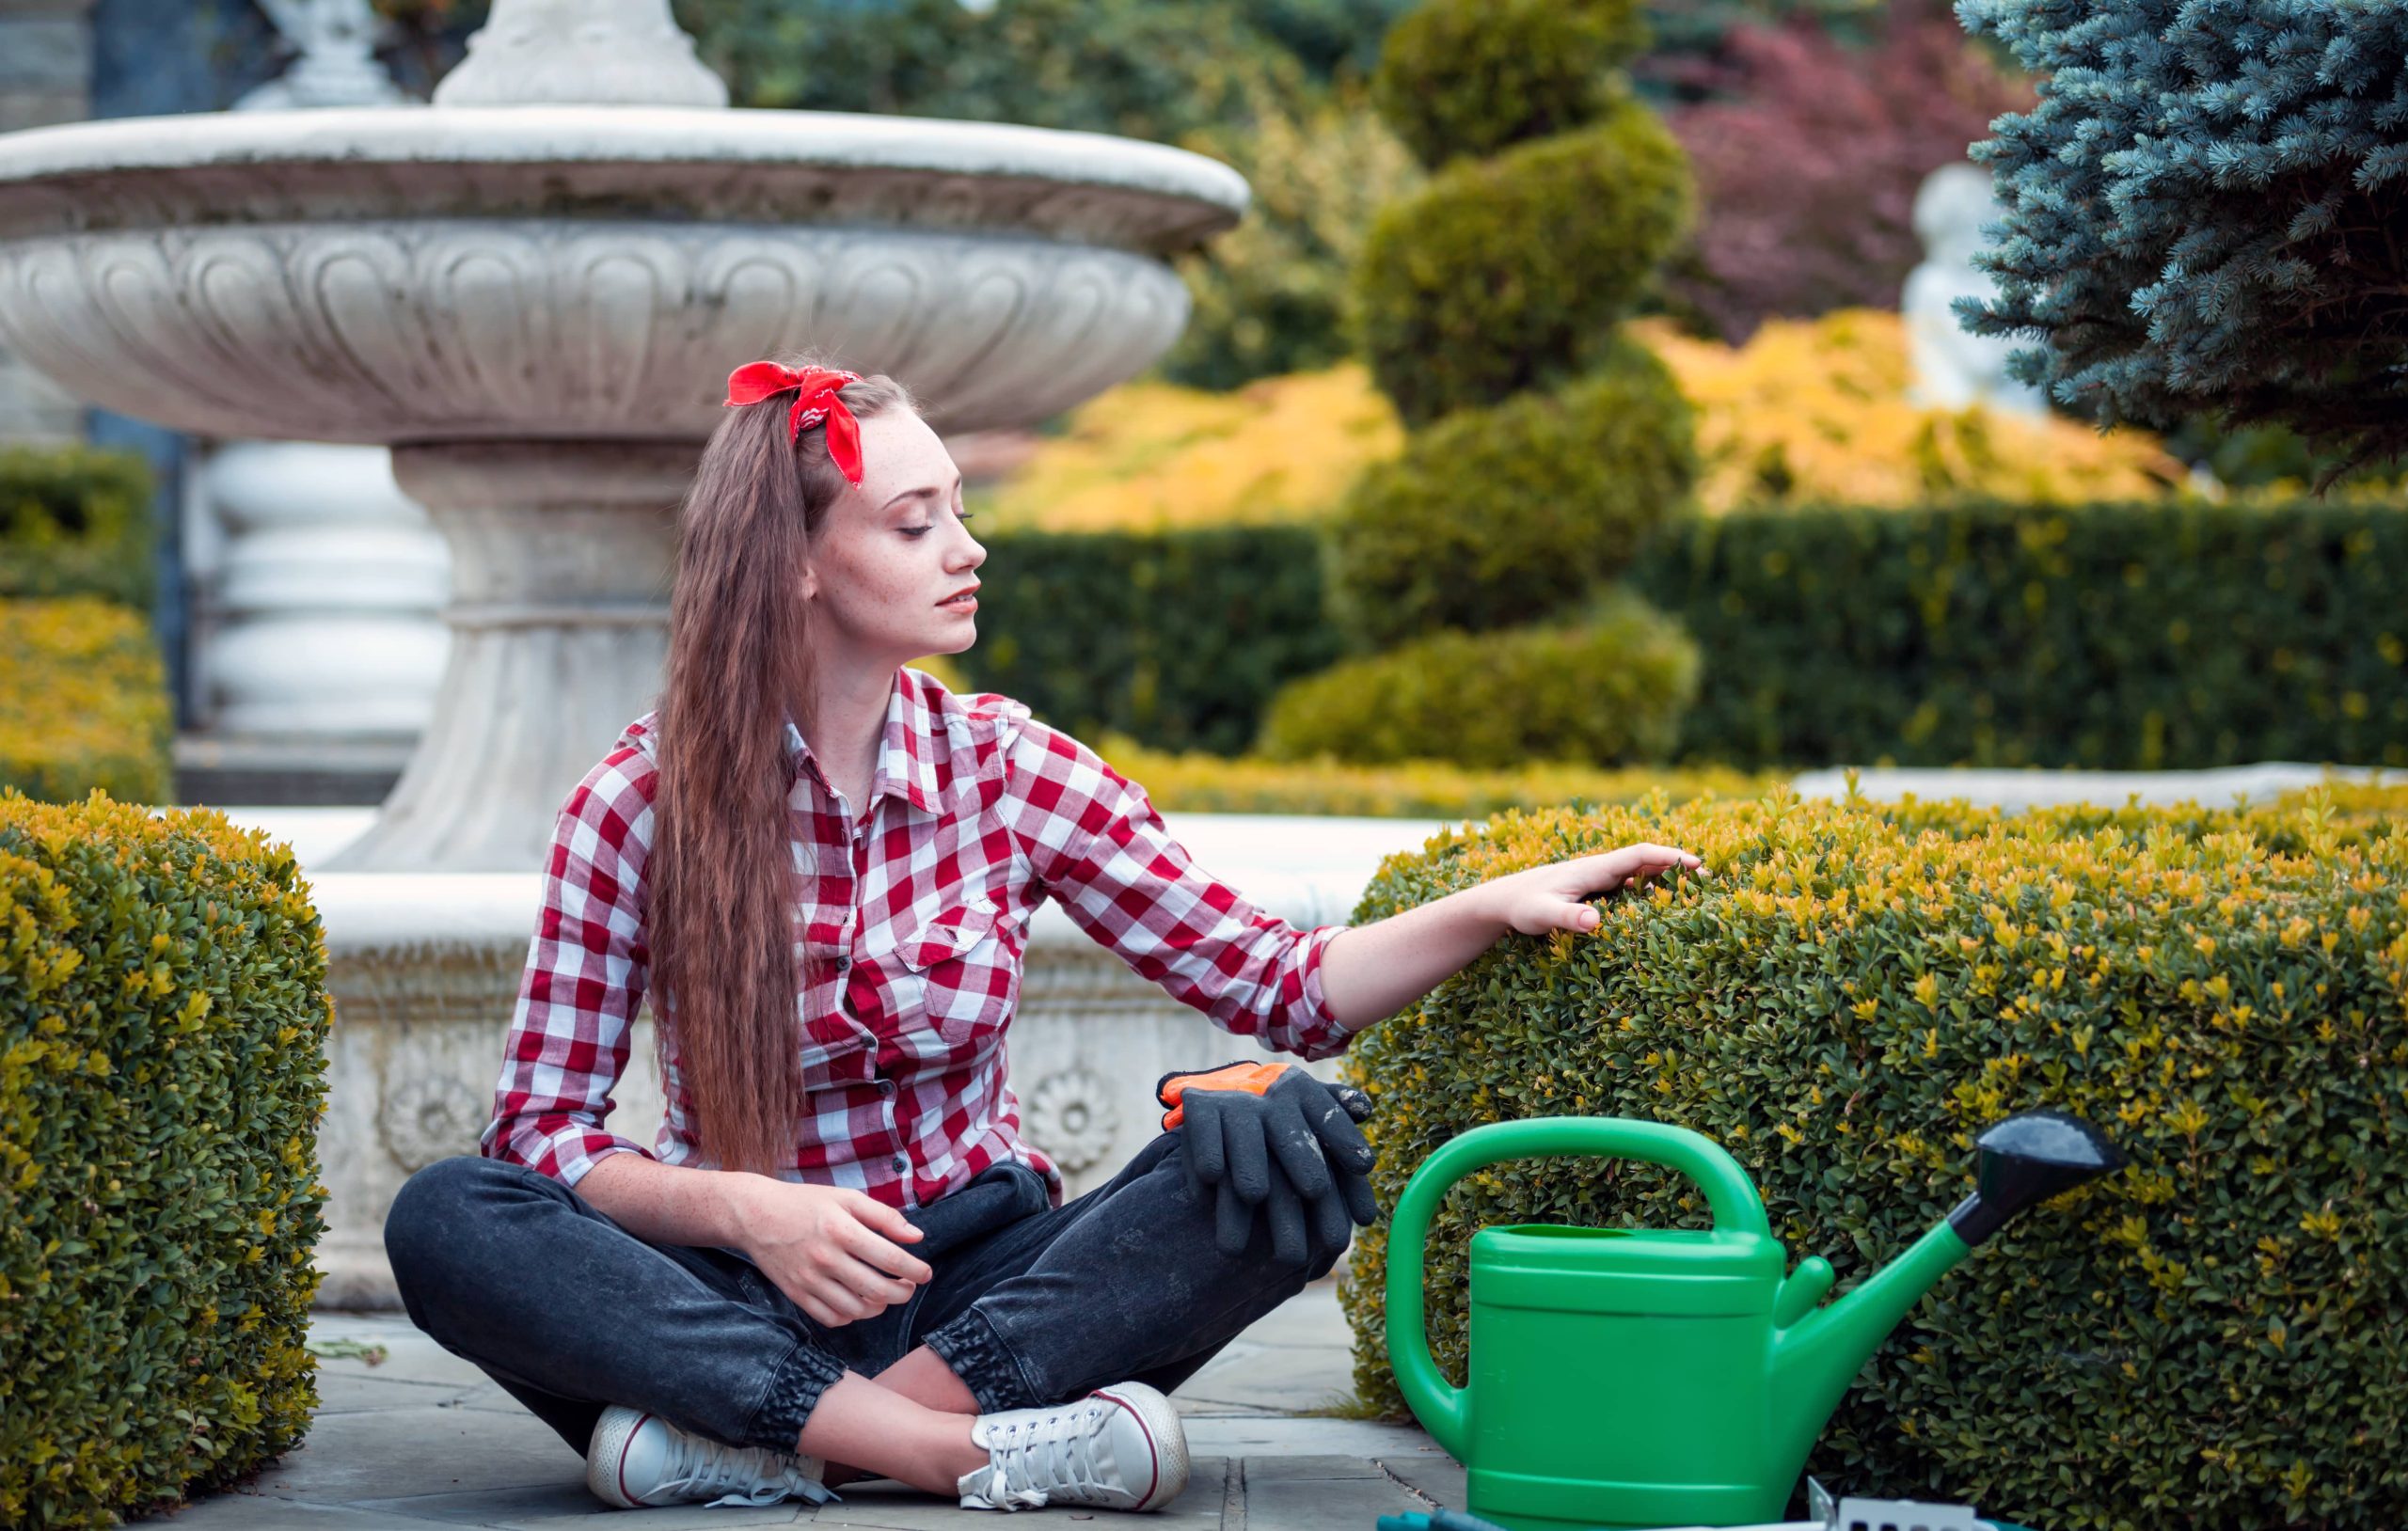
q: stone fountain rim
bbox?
[0,105,1249,242]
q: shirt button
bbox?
[891,1155,908,1172]
[833,955,849,972]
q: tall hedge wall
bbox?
[1,794,332,1527]
[961,495,2408,771]
[1334,785,2408,1530]
[1630,495,2408,770]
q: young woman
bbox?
[383,359,1706,1516]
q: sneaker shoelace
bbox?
[983,1397,1116,1506]
[651,1427,830,1509]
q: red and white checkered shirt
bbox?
[479,665,1356,1210]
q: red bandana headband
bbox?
[723,361,866,485]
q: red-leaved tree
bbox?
[1655,0,2036,343]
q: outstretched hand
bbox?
[1487,843,1707,937]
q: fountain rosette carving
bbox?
[0,0,1245,872]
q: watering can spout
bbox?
[1769,1110,2127,1471]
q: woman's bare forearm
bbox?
[1318,879,1509,1034]
[572,1151,762,1250]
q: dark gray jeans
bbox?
[383,1129,1348,1459]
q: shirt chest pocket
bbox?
[891,899,1021,1047]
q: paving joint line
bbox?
[1372,1456,1443,1513]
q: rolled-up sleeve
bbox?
[1004,718,1354,1062]
[479,746,658,1186]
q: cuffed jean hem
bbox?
[741,1337,851,1453]
[921,1305,1040,1414]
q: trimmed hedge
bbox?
[1369,0,1643,170]
[0,598,173,806]
[1326,333,1697,647]
[1335,785,2408,1529]
[0,447,155,610]
[1,792,333,1528]
[1255,590,1700,767]
[1355,102,1696,427]
[967,494,2408,771]
[954,523,1343,756]
[1630,495,2408,770]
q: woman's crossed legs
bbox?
[382,1131,1347,1498]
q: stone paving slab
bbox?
[170,1277,1464,1528]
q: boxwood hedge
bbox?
[1336,785,2407,1529]
[1,793,332,1527]
[0,447,154,610]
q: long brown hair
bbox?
[650,357,918,1174]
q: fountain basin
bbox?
[0,106,1247,439]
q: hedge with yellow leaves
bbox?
[1,598,173,806]
[1336,785,2408,1529]
[1090,731,1780,817]
[1,793,332,1528]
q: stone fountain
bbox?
[0,0,1281,1306]
[0,0,1244,875]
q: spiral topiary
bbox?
[1369,0,1646,171]
[1325,332,1696,649]
[1261,0,1703,769]
[1356,104,1694,428]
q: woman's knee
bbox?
[1155,1137,1355,1278]
[384,1155,552,1296]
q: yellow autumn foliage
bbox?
[971,365,1403,534]
[1625,309,2192,514]
[978,308,2216,532]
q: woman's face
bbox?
[801,407,987,668]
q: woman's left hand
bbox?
[1487,844,1708,937]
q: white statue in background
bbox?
[235,0,410,111]
[1902,161,2050,418]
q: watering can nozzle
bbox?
[1945,1108,2127,1248]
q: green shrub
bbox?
[1628,495,2408,770]
[0,792,333,1528]
[1369,0,1644,170]
[0,447,155,610]
[1336,786,2408,1529]
[951,524,1345,756]
[1328,333,1696,646]
[0,598,172,806]
[1256,590,1699,767]
[1355,105,1695,426]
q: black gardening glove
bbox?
[1156,1061,1379,1266]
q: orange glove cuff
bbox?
[1156,1060,1294,1130]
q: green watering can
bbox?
[1386,1111,2124,1531]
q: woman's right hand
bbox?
[723,1175,932,1328]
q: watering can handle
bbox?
[1384,1116,1770,1462]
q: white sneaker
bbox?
[585,1404,839,1510]
[957,1381,1189,1513]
